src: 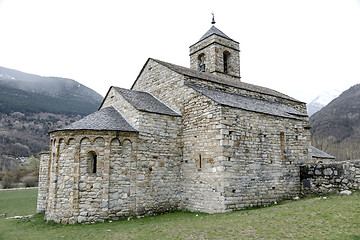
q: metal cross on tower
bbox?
[211,13,216,25]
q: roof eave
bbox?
[49,128,139,134]
[131,58,152,90]
[98,86,115,110]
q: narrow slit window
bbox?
[280,132,285,162]
[88,151,97,174]
[92,155,97,173]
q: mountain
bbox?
[310,84,360,160]
[0,66,102,115]
[307,89,341,116]
[0,66,103,171]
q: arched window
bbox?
[223,51,230,73]
[88,151,97,174]
[198,53,205,72]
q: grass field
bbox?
[0,189,359,239]
[0,188,38,217]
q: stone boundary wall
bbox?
[300,160,360,195]
[0,187,38,191]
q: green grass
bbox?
[0,189,359,239]
[0,188,37,217]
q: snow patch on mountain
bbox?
[307,89,341,116]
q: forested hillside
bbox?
[0,66,103,176]
[0,82,99,115]
[310,84,360,161]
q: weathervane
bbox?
[211,12,216,25]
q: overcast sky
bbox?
[0,0,359,103]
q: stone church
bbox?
[37,22,317,224]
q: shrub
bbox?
[21,175,38,187]
[15,168,30,182]
[2,171,15,189]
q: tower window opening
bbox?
[223,51,230,73]
[88,151,97,174]
[198,54,205,72]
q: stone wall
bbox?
[101,87,140,129]
[42,87,183,224]
[36,152,50,213]
[44,130,138,224]
[133,61,228,213]
[301,160,360,195]
[134,111,182,215]
[103,84,183,215]
[221,106,311,210]
[131,59,312,213]
[180,91,225,213]
[131,59,186,114]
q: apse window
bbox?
[88,151,97,174]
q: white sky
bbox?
[0,0,359,103]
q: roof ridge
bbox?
[199,25,232,41]
[51,106,138,132]
[310,146,336,159]
[111,105,139,131]
[186,83,306,120]
[147,92,181,116]
[113,86,181,116]
[150,58,302,103]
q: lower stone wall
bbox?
[181,92,225,213]
[133,112,182,216]
[36,152,50,213]
[301,160,360,194]
[221,106,310,210]
[44,130,138,224]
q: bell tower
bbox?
[189,15,240,81]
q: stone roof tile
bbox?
[113,87,181,117]
[52,106,137,132]
[199,26,233,41]
[187,83,307,120]
[310,146,336,159]
[151,58,301,103]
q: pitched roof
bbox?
[310,146,336,159]
[150,58,301,103]
[199,26,233,41]
[113,87,181,116]
[187,83,307,120]
[52,106,137,132]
